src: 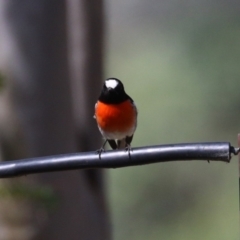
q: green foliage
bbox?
[0,184,58,210]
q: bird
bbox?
[94,78,137,157]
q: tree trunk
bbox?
[0,0,110,239]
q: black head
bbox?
[98,78,131,104]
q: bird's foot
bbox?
[125,144,132,159]
[96,147,105,160]
[125,144,132,152]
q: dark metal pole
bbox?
[0,142,235,178]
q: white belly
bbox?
[98,125,136,140]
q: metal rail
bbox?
[0,142,237,178]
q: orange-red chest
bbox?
[95,100,136,133]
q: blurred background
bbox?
[0,0,238,240]
[106,1,239,240]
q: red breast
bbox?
[95,99,136,133]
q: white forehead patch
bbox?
[105,79,118,89]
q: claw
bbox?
[96,140,108,159]
[125,144,132,159]
[125,144,132,152]
[96,148,105,160]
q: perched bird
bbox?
[94,78,137,156]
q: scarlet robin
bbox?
[94,78,137,156]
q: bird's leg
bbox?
[97,139,118,159]
[125,135,133,159]
[97,139,108,159]
[125,135,133,150]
